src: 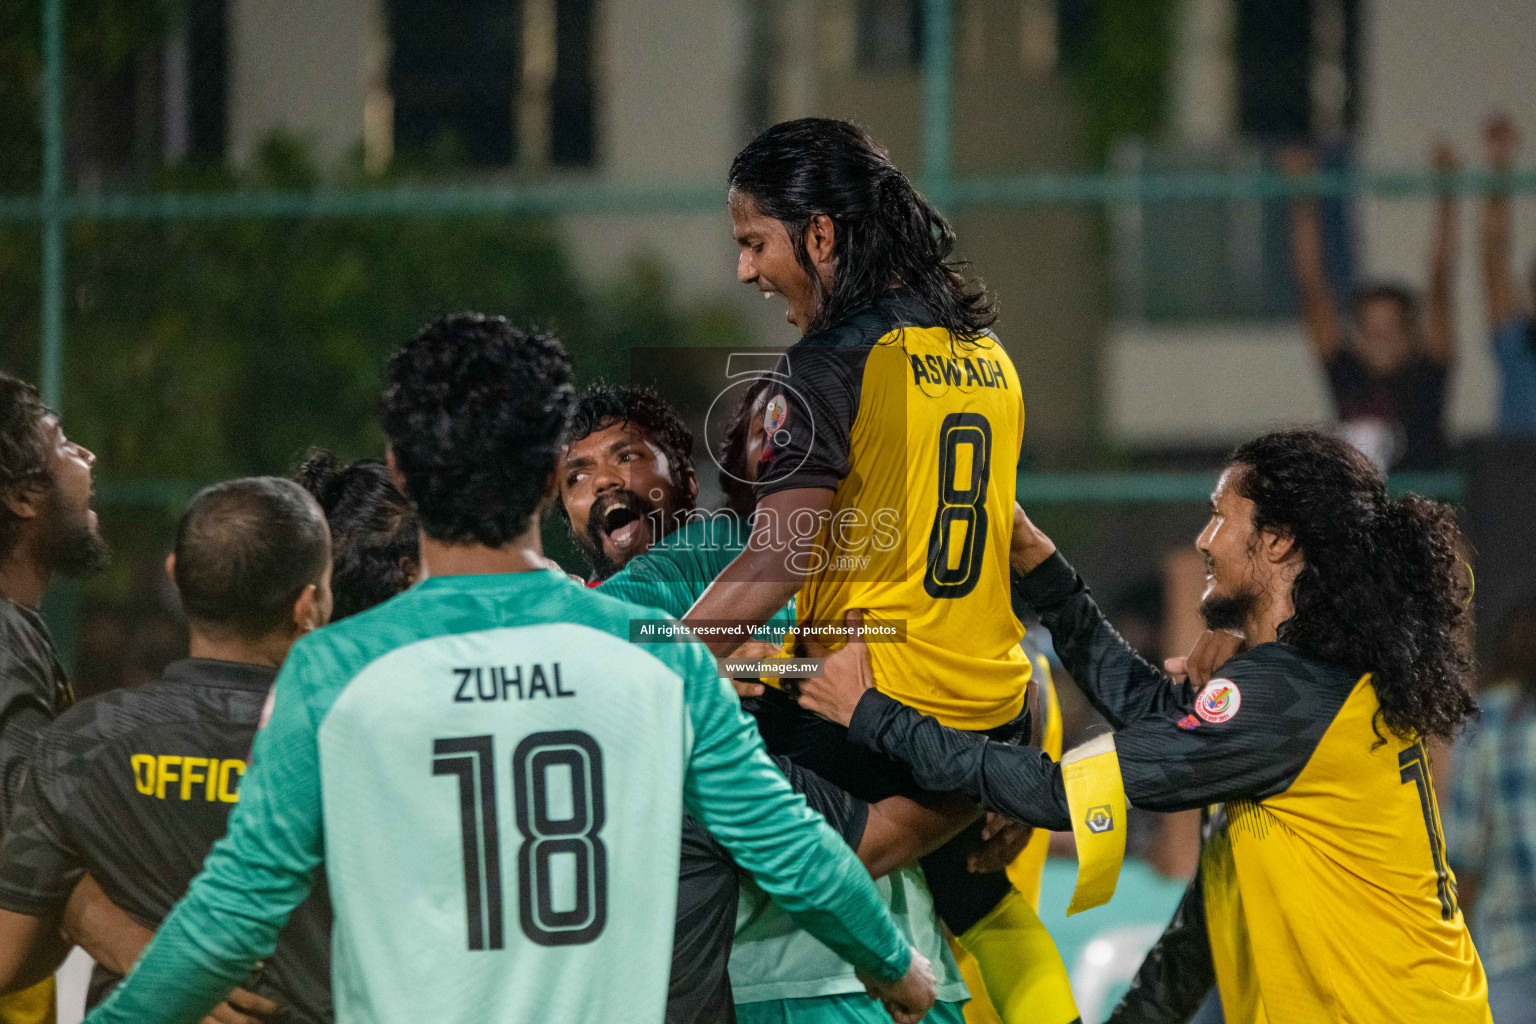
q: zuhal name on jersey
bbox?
[452,662,575,703]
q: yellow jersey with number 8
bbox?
[755,290,1030,730]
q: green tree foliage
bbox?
[1069,0,1177,162]
[3,149,748,482]
[0,0,179,188]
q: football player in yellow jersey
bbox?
[684,118,1078,1024]
[799,429,1492,1024]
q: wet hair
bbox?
[717,376,775,518]
[556,383,697,521]
[173,477,331,639]
[728,117,996,340]
[0,374,53,561]
[295,450,419,621]
[1353,282,1419,329]
[1229,429,1476,741]
[380,314,575,546]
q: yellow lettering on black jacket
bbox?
[131,754,245,803]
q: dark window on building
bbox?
[743,1,776,137]
[63,0,226,182]
[1236,0,1309,138]
[387,0,521,167]
[550,0,594,166]
[1237,0,1360,140]
[856,0,924,69]
[1055,0,1093,73]
[186,0,228,162]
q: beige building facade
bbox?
[222,0,1104,450]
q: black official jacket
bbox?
[0,596,72,829]
[0,658,333,1021]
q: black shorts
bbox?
[670,817,741,1024]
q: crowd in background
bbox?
[1285,113,1536,473]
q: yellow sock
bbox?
[951,939,1004,1024]
[0,976,56,1024]
[954,888,1079,1024]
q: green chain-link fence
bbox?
[8,0,1525,686]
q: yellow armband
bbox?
[1061,733,1127,915]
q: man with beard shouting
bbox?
[558,383,699,584]
[0,372,110,1022]
[557,381,975,1024]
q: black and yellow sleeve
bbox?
[753,342,871,498]
[1014,551,1359,812]
[847,688,1072,831]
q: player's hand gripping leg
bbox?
[724,639,779,698]
[796,610,875,725]
[859,947,936,1023]
[200,986,284,1024]
[966,813,1033,875]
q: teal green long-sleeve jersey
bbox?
[85,569,909,1024]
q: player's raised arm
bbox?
[673,640,934,1020]
[684,338,861,658]
[1481,113,1522,335]
[1008,506,1206,728]
[1281,145,1344,362]
[1423,139,1461,368]
[83,645,327,1024]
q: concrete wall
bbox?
[1103,322,1330,444]
[228,0,379,168]
[560,0,770,327]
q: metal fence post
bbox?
[922,0,953,208]
[40,0,65,411]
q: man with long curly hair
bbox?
[800,428,1491,1023]
[0,372,108,1023]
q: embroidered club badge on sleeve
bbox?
[1195,678,1241,724]
[760,393,790,459]
[763,393,789,434]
